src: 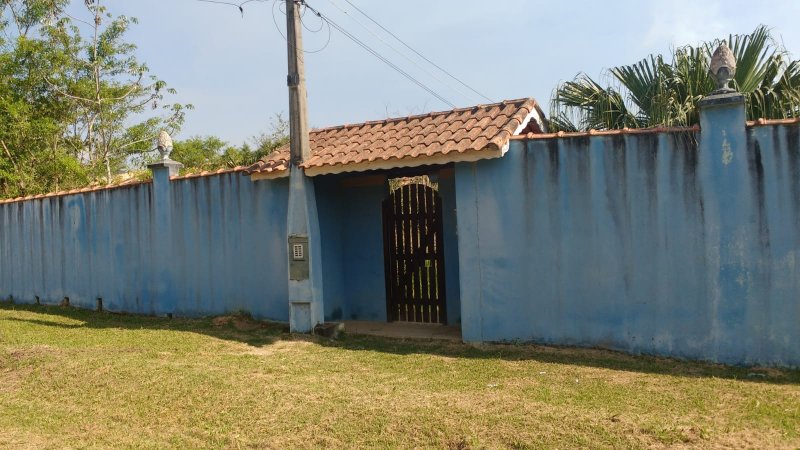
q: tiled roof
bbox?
[0,167,251,206]
[246,98,544,177]
[0,179,151,205]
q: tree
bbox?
[549,25,800,131]
[0,0,87,197]
[0,0,190,198]
[45,0,191,183]
[172,136,231,172]
[250,113,289,160]
[171,115,290,174]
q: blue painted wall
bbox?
[455,106,799,366]
[0,165,460,326]
[316,169,461,324]
[8,97,793,367]
[437,169,462,324]
[0,172,290,320]
[314,174,388,321]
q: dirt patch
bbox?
[708,429,797,450]
[212,316,233,327]
[746,367,792,380]
[0,428,50,449]
[242,340,315,357]
[212,314,267,331]
[4,345,59,361]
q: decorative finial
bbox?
[709,41,737,94]
[156,130,174,160]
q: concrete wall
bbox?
[0,163,460,326]
[0,172,290,320]
[315,174,387,321]
[316,169,461,324]
[455,114,800,366]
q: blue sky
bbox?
[67,0,800,146]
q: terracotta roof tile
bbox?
[514,124,701,140]
[245,98,543,176]
[746,117,800,127]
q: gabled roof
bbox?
[246,98,544,178]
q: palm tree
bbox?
[549,25,800,131]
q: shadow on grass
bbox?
[2,301,798,385]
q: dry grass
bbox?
[0,302,799,449]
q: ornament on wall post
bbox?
[709,42,737,95]
[156,130,174,161]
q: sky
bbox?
[65,0,800,146]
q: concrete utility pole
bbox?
[284,0,323,333]
[286,0,311,164]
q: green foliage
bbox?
[171,114,289,174]
[550,25,800,131]
[44,1,192,181]
[0,0,190,198]
[172,136,234,173]
[0,0,85,197]
[250,113,289,159]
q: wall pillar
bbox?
[148,159,182,316]
[698,92,749,361]
[454,162,484,342]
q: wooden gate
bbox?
[382,183,447,324]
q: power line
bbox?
[302,1,456,108]
[341,0,494,103]
[272,0,331,54]
[196,0,267,16]
[195,0,456,108]
[324,0,482,104]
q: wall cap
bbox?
[698,92,745,109]
[148,159,183,177]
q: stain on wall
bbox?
[456,120,800,366]
[0,173,290,320]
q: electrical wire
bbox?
[196,0,267,16]
[271,0,331,54]
[302,1,455,108]
[342,0,494,103]
[196,0,456,107]
[300,6,325,32]
[324,0,481,104]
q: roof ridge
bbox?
[310,98,535,134]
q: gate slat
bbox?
[403,185,410,318]
[420,184,430,322]
[382,181,447,324]
[435,195,447,324]
[407,184,416,322]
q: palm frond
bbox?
[552,73,638,130]
[549,25,799,131]
[728,24,776,93]
[609,55,661,116]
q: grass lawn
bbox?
[1,303,798,449]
